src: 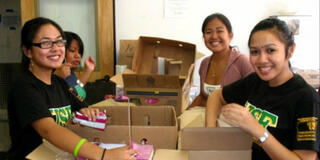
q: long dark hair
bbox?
[64,31,84,57]
[21,17,65,71]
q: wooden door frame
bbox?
[20,0,115,81]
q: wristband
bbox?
[101,148,106,160]
[254,130,269,144]
[77,79,84,87]
[74,138,87,158]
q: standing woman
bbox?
[55,31,95,101]
[188,13,253,109]
[7,17,135,160]
[206,18,319,159]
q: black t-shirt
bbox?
[222,73,320,159]
[7,70,87,159]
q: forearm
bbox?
[206,89,224,127]
[188,95,204,108]
[250,124,315,160]
[34,118,103,160]
[260,133,305,160]
[79,69,93,85]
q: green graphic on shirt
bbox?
[245,101,278,128]
[49,105,72,127]
[75,85,86,99]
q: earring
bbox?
[29,59,34,71]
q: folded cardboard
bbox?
[110,68,135,86]
[119,40,138,69]
[180,127,252,160]
[123,74,183,116]
[132,36,196,78]
[26,140,73,160]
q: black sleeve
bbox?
[9,82,52,130]
[222,73,257,105]
[294,87,320,152]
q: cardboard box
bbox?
[132,36,196,78]
[26,140,74,160]
[180,127,252,160]
[189,150,251,160]
[69,106,178,149]
[119,40,138,69]
[27,106,178,159]
[153,149,188,160]
[123,74,183,116]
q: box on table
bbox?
[180,127,252,160]
[123,74,183,116]
[27,106,178,159]
[71,105,178,149]
[132,36,196,79]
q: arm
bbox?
[206,88,226,127]
[221,104,317,160]
[32,117,136,160]
[54,63,72,79]
[188,94,205,109]
[79,56,95,85]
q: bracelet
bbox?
[253,130,269,145]
[101,148,106,160]
[77,79,84,87]
[74,138,87,158]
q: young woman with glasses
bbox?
[7,17,136,160]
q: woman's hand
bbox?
[54,62,72,79]
[220,103,262,136]
[79,107,100,121]
[84,56,95,72]
[105,146,136,160]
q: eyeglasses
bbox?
[31,39,66,49]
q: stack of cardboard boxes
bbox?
[120,36,196,117]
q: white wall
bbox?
[115,0,319,70]
[38,0,97,67]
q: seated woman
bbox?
[188,13,253,109]
[206,17,319,159]
[7,17,135,160]
[55,31,95,101]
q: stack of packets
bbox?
[77,141,154,160]
[72,111,107,131]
